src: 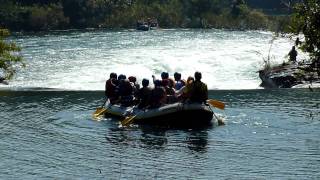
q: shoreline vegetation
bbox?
[258,0,320,89]
[0,0,293,32]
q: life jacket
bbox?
[150,87,166,108]
[131,82,140,98]
[138,87,152,109]
[175,80,185,90]
[189,81,208,103]
[105,78,117,98]
[165,86,175,96]
[119,80,133,96]
[119,80,134,107]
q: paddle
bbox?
[92,99,108,119]
[120,114,137,126]
[120,106,140,126]
[213,112,225,126]
[206,99,225,125]
[206,99,225,110]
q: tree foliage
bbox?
[0,28,23,79]
[0,0,280,30]
[289,0,320,64]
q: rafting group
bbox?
[105,71,208,109]
[94,71,225,127]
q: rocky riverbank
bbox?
[0,77,9,85]
[258,62,320,89]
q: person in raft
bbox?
[118,75,134,107]
[137,78,152,109]
[176,76,194,101]
[174,72,185,90]
[105,73,119,104]
[187,72,208,103]
[152,71,169,86]
[149,79,167,108]
[128,76,140,98]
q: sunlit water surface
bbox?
[0,89,319,179]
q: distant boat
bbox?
[136,19,158,31]
[136,24,150,31]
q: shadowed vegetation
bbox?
[0,0,295,31]
[0,28,24,79]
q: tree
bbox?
[0,28,24,79]
[231,0,248,17]
[289,0,320,65]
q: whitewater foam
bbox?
[7,29,308,90]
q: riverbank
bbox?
[258,61,320,89]
[0,0,289,32]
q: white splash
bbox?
[8,29,308,90]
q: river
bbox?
[0,29,319,179]
[6,29,308,90]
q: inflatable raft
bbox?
[104,102,214,127]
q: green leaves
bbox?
[0,28,23,79]
[290,0,320,63]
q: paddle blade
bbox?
[121,115,136,126]
[207,99,225,110]
[213,112,225,126]
[93,107,107,119]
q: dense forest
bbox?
[0,0,295,31]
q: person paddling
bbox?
[176,76,194,101]
[118,76,134,107]
[189,72,208,103]
[105,73,118,104]
[128,76,140,98]
[137,78,152,109]
[150,80,167,108]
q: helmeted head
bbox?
[161,72,169,79]
[118,74,126,80]
[292,46,295,50]
[128,76,136,83]
[174,72,181,81]
[194,71,202,81]
[110,72,117,79]
[154,80,162,87]
[142,78,149,87]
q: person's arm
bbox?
[105,81,108,97]
[152,75,156,84]
[175,86,185,96]
[205,84,208,99]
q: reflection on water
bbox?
[185,130,209,153]
[105,125,210,153]
[140,127,168,150]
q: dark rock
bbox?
[0,77,9,85]
[258,62,320,88]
